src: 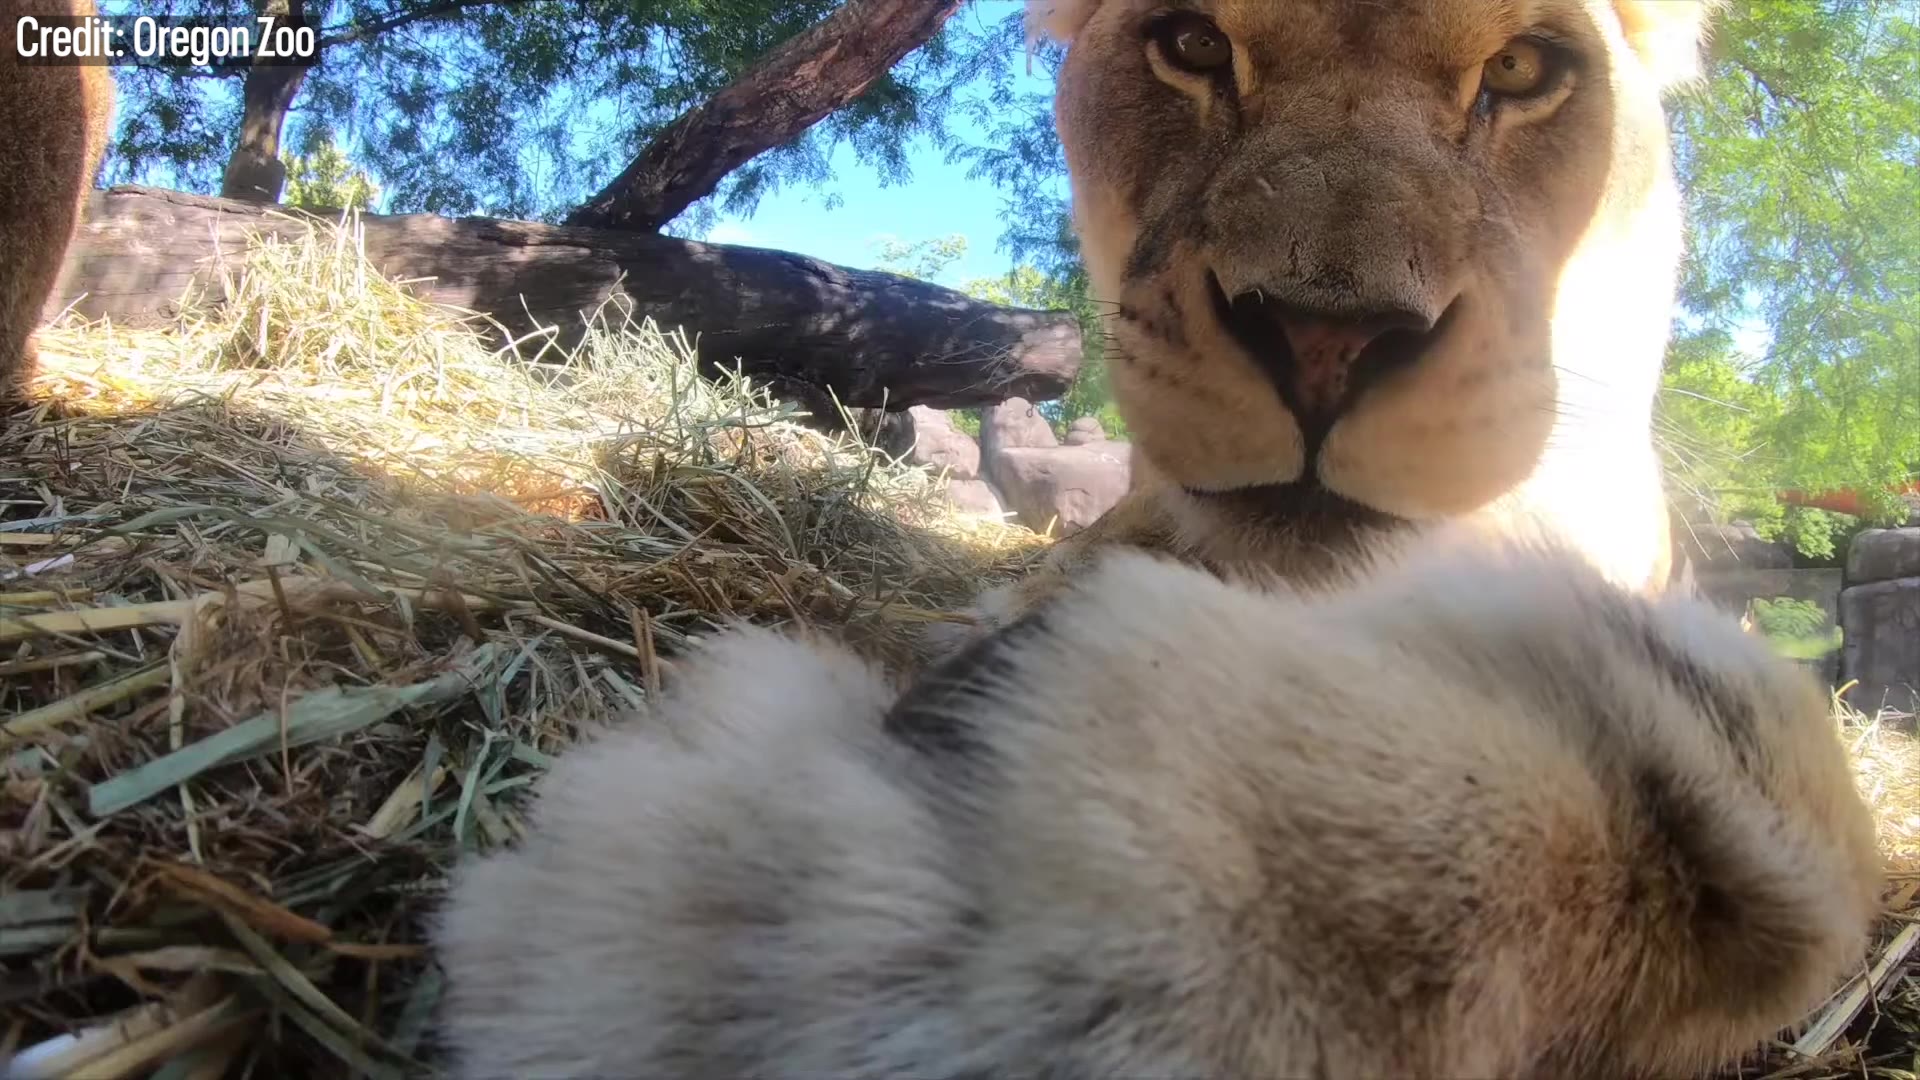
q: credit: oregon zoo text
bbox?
[11,14,319,66]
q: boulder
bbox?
[945,478,1005,518]
[1838,577,1920,716]
[1675,521,1794,570]
[903,406,982,482]
[979,398,1058,462]
[1064,416,1106,445]
[993,442,1130,537]
[1847,528,1920,585]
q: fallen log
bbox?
[47,185,1082,410]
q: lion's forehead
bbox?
[1119,0,1609,68]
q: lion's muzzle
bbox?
[1206,270,1454,450]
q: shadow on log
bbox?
[47,186,1083,411]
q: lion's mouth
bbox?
[1203,270,1455,455]
[1184,269,1452,540]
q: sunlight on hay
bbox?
[1843,703,1920,878]
[29,213,1040,550]
[1750,697,1920,1080]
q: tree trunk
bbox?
[568,0,963,232]
[218,0,310,203]
[48,186,1083,410]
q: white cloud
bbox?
[706,221,755,245]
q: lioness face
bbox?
[1040,0,1712,541]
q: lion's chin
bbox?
[1181,481,1408,547]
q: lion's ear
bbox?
[1611,0,1726,89]
[1026,0,1102,43]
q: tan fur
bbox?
[0,0,115,397]
[958,0,1723,641]
[435,538,1880,1079]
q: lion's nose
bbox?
[1268,315,1405,420]
[1210,276,1441,440]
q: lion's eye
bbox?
[1479,37,1558,99]
[1151,12,1233,74]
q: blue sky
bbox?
[697,137,1033,289]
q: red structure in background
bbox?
[1777,480,1920,518]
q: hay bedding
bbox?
[0,216,1041,1076]
[0,215,1915,1078]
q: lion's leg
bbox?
[0,0,115,398]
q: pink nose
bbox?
[1208,274,1444,438]
[1271,317,1396,420]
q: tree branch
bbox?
[568,0,963,232]
[319,0,498,49]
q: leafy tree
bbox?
[1752,596,1833,640]
[870,233,969,282]
[1749,596,1842,661]
[1662,1,1920,556]
[104,0,1011,224]
[944,29,1077,280]
[283,134,381,211]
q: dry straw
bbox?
[2,210,1040,1076]
[1,211,1914,1076]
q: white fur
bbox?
[434,542,1880,1078]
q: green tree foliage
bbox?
[1752,596,1833,640]
[1749,596,1843,661]
[104,0,1016,224]
[1662,1,1920,555]
[944,31,1077,279]
[869,233,969,282]
[282,135,381,211]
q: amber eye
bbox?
[1151,12,1233,74]
[1480,37,1559,99]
